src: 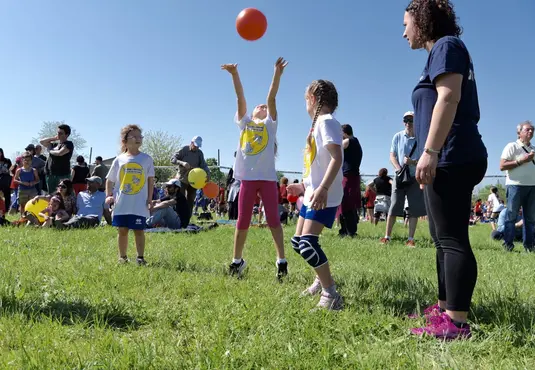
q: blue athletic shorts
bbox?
[112,214,147,230]
[299,204,338,229]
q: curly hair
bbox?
[406,0,462,45]
[305,80,338,148]
[120,124,142,152]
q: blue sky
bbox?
[0,0,533,184]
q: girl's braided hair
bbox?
[306,80,338,148]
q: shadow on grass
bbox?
[0,295,141,330]
[338,274,436,316]
[149,259,220,275]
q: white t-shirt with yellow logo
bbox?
[107,152,155,218]
[302,114,344,208]
[234,114,277,181]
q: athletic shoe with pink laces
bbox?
[407,303,442,320]
[410,313,471,340]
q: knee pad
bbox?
[291,236,301,255]
[298,235,328,268]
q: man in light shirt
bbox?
[499,120,535,252]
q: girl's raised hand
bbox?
[274,57,288,74]
[221,64,238,75]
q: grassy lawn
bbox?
[0,220,534,369]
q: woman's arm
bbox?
[416,73,462,185]
[13,169,22,185]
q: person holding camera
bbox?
[380,111,426,247]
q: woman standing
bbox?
[403,0,487,339]
[71,155,90,195]
[0,149,13,216]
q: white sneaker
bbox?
[315,291,343,311]
[300,277,322,297]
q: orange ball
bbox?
[236,8,267,41]
[203,181,219,199]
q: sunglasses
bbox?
[58,184,67,189]
[403,118,413,124]
[23,156,32,159]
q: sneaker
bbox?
[136,257,148,266]
[406,240,416,248]
[276,261,288,281]
[300,277,322,297]
[380,237,390,244]
[229,259,247,278]
[411,313,471,340]
[408,303,441,319]
[118,256,129,264]
[314,291,344,311]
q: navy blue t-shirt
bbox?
[412,36,487,166]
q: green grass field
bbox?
[0,220,534,369]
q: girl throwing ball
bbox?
[221,57,288,280]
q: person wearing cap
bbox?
[24,144,46,194]
[39,123,75,193]
[59,176,111,228]
[147,178,190,229]
[380,111,426,247]
[171,136,210,212]
[91,156,109,192]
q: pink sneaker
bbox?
[407,303,441,320]
[411,313,471,340]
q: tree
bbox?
[360,179,366,192]
[276,171,285,182]
[206,158,225,185]
[143,130,183,166]
[33,121,87,161]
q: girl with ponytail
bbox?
[287,79,344,310]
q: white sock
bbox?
[408,237,414,241]
[277,258,287,264]
[322,284,337,296]
[232,258,242,264]
[384,235,391,239]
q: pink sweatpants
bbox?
[237,180,281,230]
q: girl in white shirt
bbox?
[221,58,288,280]
[106,124,155,265]
[287,79,344,310]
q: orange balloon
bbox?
[203,181,219,199]
[236,8,267,41]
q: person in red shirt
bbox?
[364,183,376,222]
[473,199,483,223]
[279,177,288,204]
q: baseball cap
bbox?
[191,136,203,148]
[86,176,103,185]
[25,144,36,151]
[403,111,414,118]
[165,179,181,187]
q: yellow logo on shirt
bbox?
[303,136,317,178]
[119,162,145,195]
[240,122,268,156]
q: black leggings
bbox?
[424,160,487,312]
[1,185,11,214]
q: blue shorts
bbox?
[299,204,338,229]
[112,214,147,230]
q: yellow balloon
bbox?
[188,168,207,189]
[25,199,49,223]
